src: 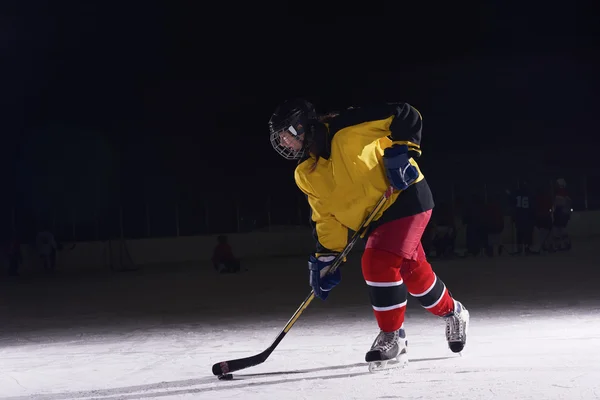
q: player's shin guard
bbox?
[362,248,407,332]
[402,259,454,317]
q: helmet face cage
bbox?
[269,101,315,160]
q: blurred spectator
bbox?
[530,187,553,253]
[6,236,22,277]
[36,230,57,272]
[212,235,241,273]
[484,198,505,257]
[510,180,535,254]
[463,194,487,256]
[551,178,572,251]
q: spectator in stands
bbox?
[36,229,57,273]
[212,235,241,273]
[484,197,505,257]
[551,178,572,251]
[510,179,536,255]
[530,187,554,253]
[6,236,22,277]
[463,194,487,256]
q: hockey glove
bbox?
[383,144,419,191]
[308,254,342,300]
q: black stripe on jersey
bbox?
[367,283,408,309]
[413,276,446,309]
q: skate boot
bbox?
[365,327,408,372]
[444,300,470,353]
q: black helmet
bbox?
[269,98,318,160]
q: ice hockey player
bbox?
[551,178,572,251]
[531,187,554,253]
[268,99,470,371]
[510,179,536,255]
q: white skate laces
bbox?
[445,312,464,342]
[445,301,467,345]
[371,330,400,352]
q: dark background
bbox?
[1,1,598,242]
[1,6,598,396]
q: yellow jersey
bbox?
[295,103,434,253]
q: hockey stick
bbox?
[212,186,395,378]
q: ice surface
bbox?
[1,239,600,400]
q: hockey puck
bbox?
[218,374,233,381]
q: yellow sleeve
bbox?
[305,192,348,254]
[295,166,348,253]
[333,102,424,157]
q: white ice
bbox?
[1,239,600,400]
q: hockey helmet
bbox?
[269,98,318,160]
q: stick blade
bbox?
[212,353,268,376]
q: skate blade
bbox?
[368,353,408,373]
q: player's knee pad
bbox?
[400,258,433,283]
[361,247,403,282]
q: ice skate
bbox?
[444,300,469,353]
[365,328,408,373]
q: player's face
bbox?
[279,128,304,151]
